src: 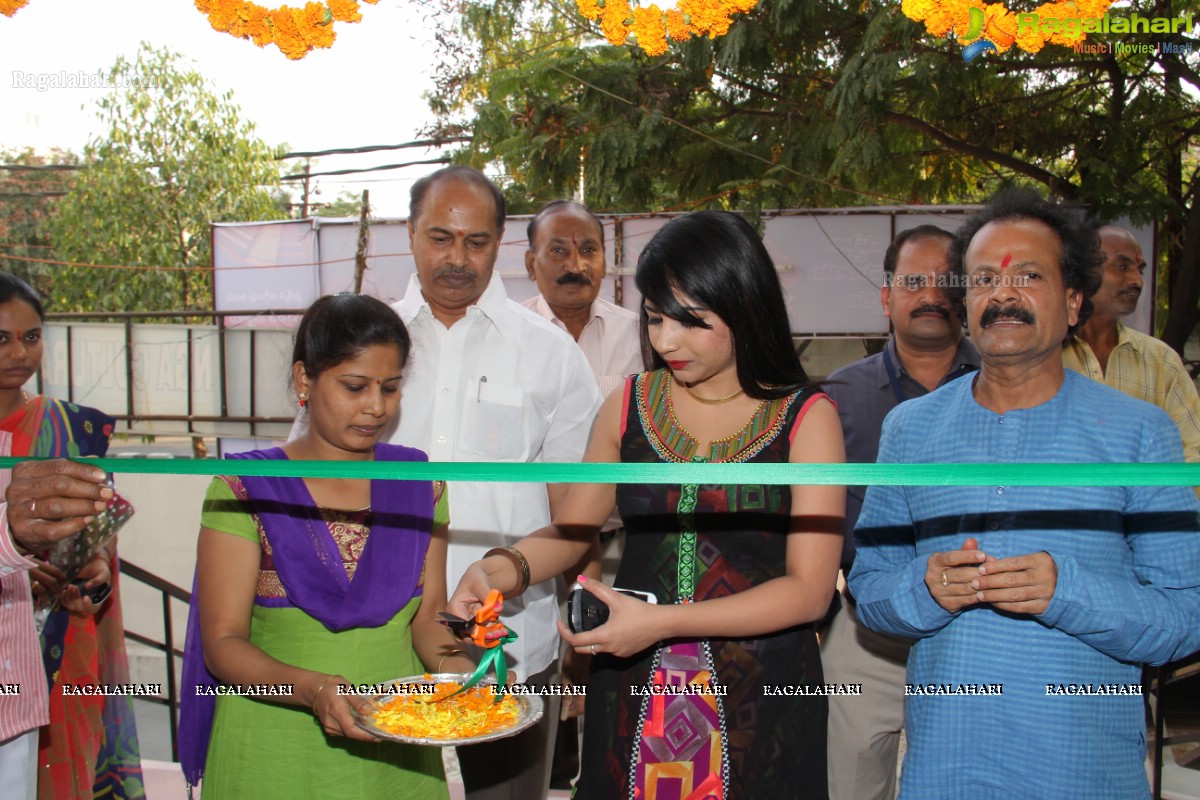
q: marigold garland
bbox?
[576,0,760,56]
[193,0,379,59]
[902,0,1115,54]
[3,0,376,58]
[0,0,32,17]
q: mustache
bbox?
[911,303,949,320]
[980,304,1036,327]
[556,272,591,286]
[433,265,476,279]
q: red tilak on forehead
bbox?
[1000,254,1012,269]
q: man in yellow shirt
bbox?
[1063,224,1200,462]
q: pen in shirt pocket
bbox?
[477,375,487,402]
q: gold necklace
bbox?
[674,375,744,405]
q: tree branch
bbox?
[883,110,1079,200]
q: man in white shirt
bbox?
[391,167,602,799]
[521,200,643,399]
[520,199,643,789]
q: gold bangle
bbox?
[483,546,530,596]
[437,649,468,674]
[311,674,334,713]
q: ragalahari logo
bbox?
[900,0,1196,63]
[961,7,1008,61]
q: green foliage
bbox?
[49,43,285,313]
[425,0,1200,347]
[0,147,77,301]
[313,191,369,217]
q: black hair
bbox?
[293,293,412,380]
[0,273,45,320]
[636,211,809,399]
[949,187,1102,333]
[409,165,506,233]
[883,224,953,278]
[526,200,605,248]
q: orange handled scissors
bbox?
[438,589,508,649]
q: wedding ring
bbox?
[591,645,597,656]
[941,570,949,588]
[28,498,36,517]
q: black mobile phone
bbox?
[566,584,657,633]
[70,579,112,606]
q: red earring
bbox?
[298,392,308,409]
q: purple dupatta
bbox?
[179,444,434,786]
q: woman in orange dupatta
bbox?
[0,273,142,799]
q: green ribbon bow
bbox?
[440,630,518,704]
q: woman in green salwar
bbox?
[180,294,475,798]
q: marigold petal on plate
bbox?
[373,682,521,740]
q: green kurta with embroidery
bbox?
[197,477,449,799]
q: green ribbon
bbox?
[2,457,1198,486]
[439,631,518,704]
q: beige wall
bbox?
[114,474,210,684]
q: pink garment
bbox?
[521,294,643,399]
[0,430,50,740]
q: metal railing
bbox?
[119,558,189,761]
[42,309,305,439]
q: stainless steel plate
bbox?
[352,673,544,746]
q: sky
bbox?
[0,0,448,216]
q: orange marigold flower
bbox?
[244,4,272,46]
[923,8,954,36]
[665,8,690,40]
[226,1,262,39]
[575,0,603,21]
[901,0,938,22]
[207,1,242,32]
[0,0,31,14]
[194,0,217,14]
[678,0,714,35]
[600,0,632,45]
[268,7,310,59]
[327,0,361,23]
[631,5,668,56]
[296,2,335,49]
[1074,0,1110,17]
[983,5,1016,48]
[946,0,983,40]
[706,14,732,38]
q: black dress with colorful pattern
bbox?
[576,370,829,800]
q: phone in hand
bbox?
[566,583,656,633]
[69,579,112,606]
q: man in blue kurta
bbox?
[849,189,1200,800]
